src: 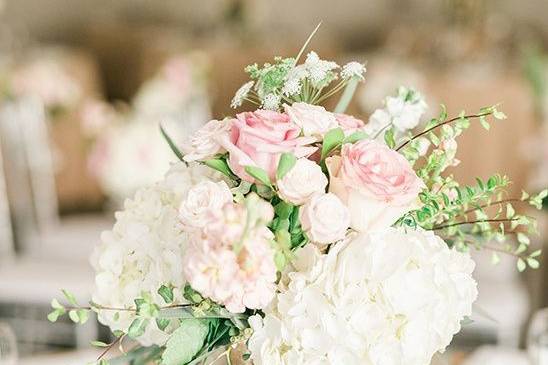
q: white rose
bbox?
[285,102,338,138]
[276,158,327,205]
[178,180,233,231]
[182,119,231,162]
[299,193,350,244]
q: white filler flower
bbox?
[249,228,477,365]
[91,163,219,346]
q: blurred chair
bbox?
[0,97,111,356]
[0,133,14,263]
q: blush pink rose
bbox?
[326,140,424,232]
[219,110,316,183]
[334,113,366,136]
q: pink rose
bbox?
[334,113,365,136]
[285,102,338,138]
[219,110,316,183]
[327,140,424,232]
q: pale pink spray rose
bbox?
[276,158,327,205]
[182,119,232,162]
[334,113,366,136]
[183,198,277,313]
[218,110,316,182]
[178,180,233,231]
[327,140,424,232]
[300,193,350,244]
[285,102,338,138]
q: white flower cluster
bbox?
[91,163,218,346]
[249,228,477,365]
[365,86,428,138]
[231,81,254,109]
[88,121,178,202]
[282,52,339,96]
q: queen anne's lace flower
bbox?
[91,163,219,346]
[249,228,477,365]
[304,51,339,87]
[262,93,281,111]
[341,61,366,80]
[231,81,254,109]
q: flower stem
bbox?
[396,112,492,152]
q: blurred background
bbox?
[0,0,547,364]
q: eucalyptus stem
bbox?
[396,111,493,151]
[463,198,522,215]
[431,217,519,231]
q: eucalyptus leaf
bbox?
[128,318,150,339]
[161,319,209,365]
[158,285,174,304]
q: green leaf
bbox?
[334,78,359,113]
[90,340,110,348]
[530,249,542,258]
[68,310,80,323]
[62,289,78,306]
[128,318,150,339]
[493,109,507,120]
[160,125,185,162]
[244,166,272,187]
[479,116,490,130]
[274,201,294,219]
[384,127,396,148]
[276,153,297,181]
[156,318,171,332]
[321,128,344,160]
[527,258,540,269]
[158,285,174,304]
[47,309,62,322]
[161,319,209,365]
[343,130,368,144]
[203,158,236,179]
[506,204,515,219]
[51,298,63,310]
[517,232,530,245]
[77,309,89,324]
[517,258,527,272]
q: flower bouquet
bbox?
[50,29,547,365]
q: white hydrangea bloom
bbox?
[249,228,477,365]
[341,61,366,80]
[231,81,254,109]
[91,163,220,346]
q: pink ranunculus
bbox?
[334,113,366,136]
[326,140,424,232]
[219,110,316,183]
